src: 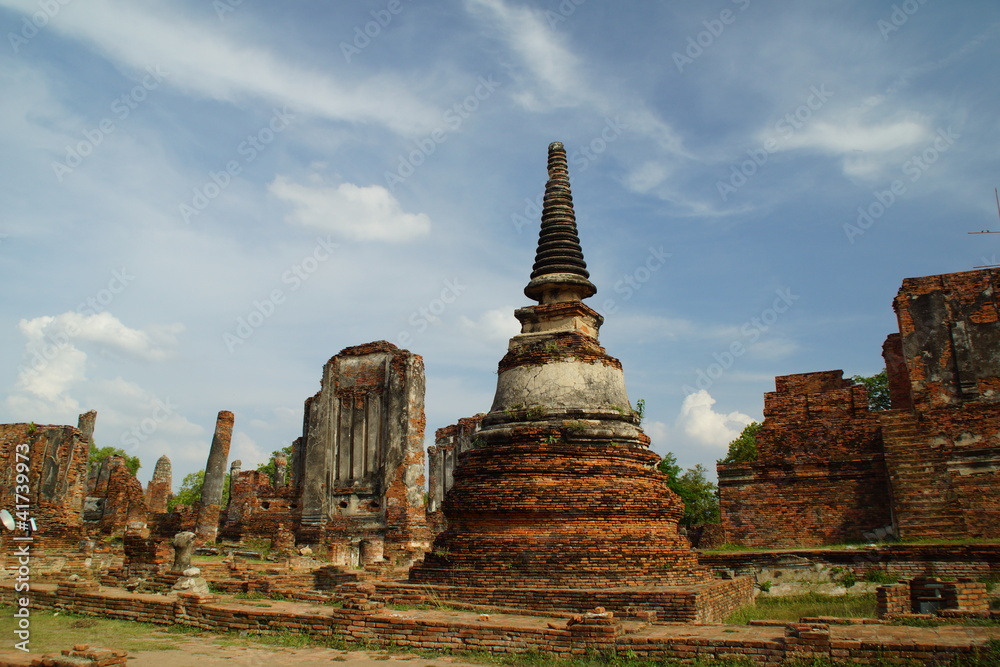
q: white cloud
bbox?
[0,0,439,135]
[676,390,752,449]
[269,176,431,242]
[459,307,520,342]
[644,419,669,450]
[230,431,269,470]
[6,311,182,422]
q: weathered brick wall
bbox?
[880,269,1000,541]
[99,456,150,535]
[427,413,485,517]
[218,469,301,543]
[892,268,1000,410]
[718,371,892,547]
[297,341,429,561]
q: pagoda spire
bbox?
[524,142,597,304]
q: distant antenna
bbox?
[971,188,1000,268]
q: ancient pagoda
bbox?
[410,142,713,589]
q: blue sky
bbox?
[2,0,998,490]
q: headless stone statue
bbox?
[171,531,196,573]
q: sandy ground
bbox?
[0,635,491,667]
[124,635,491,667]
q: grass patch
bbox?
[724,592,877,624]
[0,606,186,653]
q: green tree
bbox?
[89,445,141,477]
[658,453,720,526]
[718,421,761,465]
[168,470,230,511]
[851,368,890,411]
[256,445,293,486]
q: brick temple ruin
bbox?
[407,142,753,620]
[3,143,1000,663]
[719,267,1000,547]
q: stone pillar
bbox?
[196,410,234,542]
[146,455,172,513]
[272,455,287,489]
[77,410,97,442]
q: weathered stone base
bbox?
[376,577,755,623]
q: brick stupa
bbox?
[410,143,720,592]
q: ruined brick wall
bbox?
[718,371,893,548]
[0,419,92,572]
[297,341,429,559]
[99,456,150,535]
[427,413,485,515]
[880,268,1000,541]
[890,269,1000,410]
[219,469,301,542]
[0,421,90,528]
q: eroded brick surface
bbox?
[719,370,892,548]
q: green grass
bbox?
[0,606,188,653]
[724,592,877,624]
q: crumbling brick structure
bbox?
[719,268,1000,546]
[426,413,485,514]
[145,455,172,514]
[292,341,430,564]
[0,413,92,571]
[718,371,893,547]
[880,268,1000,540]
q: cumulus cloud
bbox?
[7,311,182,420]
[269,176,431,242]
[676,390,752,448]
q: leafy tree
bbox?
[658,453,720,526]
[256,444,293,486]
[718,421,761,465]
[168,470,230,511]
[89,445,141,477]
[851,368,890,411]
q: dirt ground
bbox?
[0,633,492,667]
[124,634,490,667]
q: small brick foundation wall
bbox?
[3,582,997,664]
[700,544,1000,581]
[377,577,754,623]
